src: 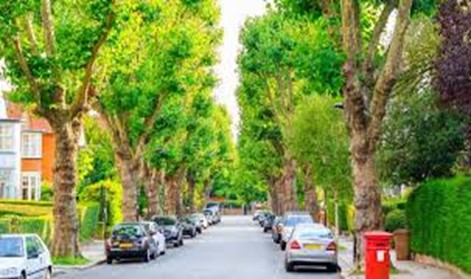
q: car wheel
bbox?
[285,261,295,272]
[20,272,26,279]
[106,256,113,265]
[280,241,286,251]
[179,238,184,246]
[174,241,180,248]
[263,227,268,233]
[44,268,52,279]
[327,264,338,273]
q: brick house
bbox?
[0,92,55,201]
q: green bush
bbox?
[79,180,123,227]
[327,201,352,232]
[385,209,407,232]
[407,176,471,274]
[79,203,100,242]
[382,198,407,216]
[0,219,9,233]
[40,182,53,201]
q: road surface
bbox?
[58,216,342,279]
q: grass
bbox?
[52,256,91,266]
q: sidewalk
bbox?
[53,240,106,276]
[338,236,461,279]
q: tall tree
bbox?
[0,0,116,257]
[97,0,221,221]
[340,0,413,265]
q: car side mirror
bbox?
[150,230,156,236]
[28,251,39,259]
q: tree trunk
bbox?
[304,180,319,222]
[165,175,178,215]
[175,169,186,216]
[268,176,280,215]
[115,152,139,222]
[187,172,196,213]
[279,157,297,214]
[145,169,160,218]
[50,119,81,257]
[351,150,382,266]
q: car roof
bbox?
[0,234,39,238]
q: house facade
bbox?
[0,92,55,201]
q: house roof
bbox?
[5,100,53,133]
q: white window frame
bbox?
[21,132,42,158]
[0,169,14,199]
[21,172,41,201]
[0,123,14,152]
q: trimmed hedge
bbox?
[407,176,471,274]
[385,209,407,232]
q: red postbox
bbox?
[364,231,393,279]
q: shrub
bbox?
[382,198,407,216]
[0,219,8,233]
[327,201,352,232]
[0,202,51,217]
[79,203,100,242]
[40,182,53,201]
[385,209,407,232]
[79,180,123,227]
[407,176,471,274]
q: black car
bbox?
[106,222,158,264]
[152,216,184,247]
[179,216,198,237]
[263,214,276,233]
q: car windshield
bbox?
[285,215,313,227]
[112,225,143,237]
[0,237,24,257]
[295,229,333,240]
[154,217,176,226]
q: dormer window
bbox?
[22,132,42,158]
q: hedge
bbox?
[407,176,471,274]
[0,202,100,244]
[385,209,407,232]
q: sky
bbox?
[214,0,268,140]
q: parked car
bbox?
[0,234,52,279]
[179,216,198,238]
[204,202,220,214]
[279,212,314,250]
[152,216,184,247]
[106,222,158,264]
[203,209,221,225]
[192,213,209,230]
[263,214,276,233]
[272,217,283,243]
[284,223,337,273]
[188,215,203,234]
[142,221,166,256]
[253,210,263,221]
[259,212,273,227]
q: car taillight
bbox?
[290,241,301,250]
[326,241,337,251]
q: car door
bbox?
[33,236,50,277]
[25,237,41,279]
[150,223,160,253]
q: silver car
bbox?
[279,212,314,250]
[284,224,338,273]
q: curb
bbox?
[53,258,106,276]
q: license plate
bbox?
[119,243,133,249]
[304,244,322,250]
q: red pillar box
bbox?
[364,231,393,279]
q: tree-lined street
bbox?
[57,216,341,279]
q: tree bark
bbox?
[187,172,196,213]
[50,119,81,257]
[144,168,160,218]
[165,168,185,216]
[279,157,297,214]
[115,151,139,222]
[268,176,280,215]
[303,166,319,222]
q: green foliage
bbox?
[385,209,407,232]
[79,203,100,242]
[407,176,471,273]
[52,256,90,266]
[382,198,407,216]
[79,180,123,227]
[0,219,8,233]
[378,89,465,186]
[40,182,54,202]
[289,95,352,199]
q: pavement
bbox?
[54,216,342,279]
[337,236,461,279]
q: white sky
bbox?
[214,0,268,140]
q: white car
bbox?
[142,222,166,256]
[0,234,52,279]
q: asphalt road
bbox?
[58,216,342,279]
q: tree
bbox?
[97,0,221,221]
[288,95,352,221]
[339,0,414,265]
[237,11,343,214]
[0,0,116,257]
